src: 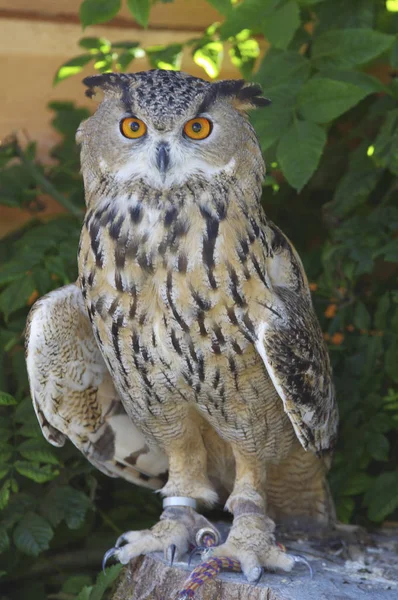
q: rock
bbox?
[111,526,398,600]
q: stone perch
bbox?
[111,526,398,600]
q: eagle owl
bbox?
[26,70,338,583]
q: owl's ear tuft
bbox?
[200,79,270,114]
[83,73,133,102]
[234,83,271,111]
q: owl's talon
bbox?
[252,566,264,585]
[167,543,177,566]
[188,545,205,567]
[292,554,313,578]
[102,547,118,573]
[115,533,128,548]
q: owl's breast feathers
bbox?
[78,176,338,455]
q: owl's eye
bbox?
[183,117,212,140]
[120,117,147,139]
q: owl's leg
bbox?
[103,416,219,566]
[204,450,306,583]
[104,506,220,567]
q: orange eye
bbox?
[183,117,212,140]
[120,117,147,139]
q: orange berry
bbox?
[27,290,39,306]
[331,332,344,345]
[323,332,330,341]
[309,283,318,292]
[324,304,337,318]
[346,324,355,332]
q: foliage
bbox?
[0,0,397,598]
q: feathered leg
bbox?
[203,450,303,583]
[103,414,219,566]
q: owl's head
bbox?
[77,70,269,193]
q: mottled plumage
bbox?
[26,70,338,582]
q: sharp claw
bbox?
[102,547,118,573]
[167,543,177,566]
[254,566,264,585]
[292,554,313,579]
[188,545,205,567]
[115,534,128,548]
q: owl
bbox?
[26,70,338,584]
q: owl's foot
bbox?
[102,506,220,569]
[202,514,311,584]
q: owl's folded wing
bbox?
[25,284,168,489]
[255,224,338,455]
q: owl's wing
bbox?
[254,223,338,454]
[25,284,168,489]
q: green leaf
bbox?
[62,576,93,595]
[220,0,279,39]
[354,302,371,330]
[90,565,123,600]
[374,292,391,330]
[42,486,91,530]
[298,78,369,123]
[365,471,398,522]
[79,37,111,53]
[336,496,355,523]
[0,480,11,509]
[146,44,183,70]
[80,0,121,29]
[14,461,59,483]
[256,51,310,91]
[386,337,398,383]
[193,41,223,78]
[312,29,395,70]
[373,109,398,176]
[262,0,300,49]
[314,0,375,32]
[0,391,17,406]
[276,120,327,191]
[250,84,298,152]
[116,48,141,71]
[76,587,93,600]
[207,0,232,14]
[367,433,390,462]
[229,35,259,78]
[13,512,53,556]
[18,439,60,465]
[316,69,386,95]
[0,527,10,553]
[329,145,382,218]
[53,55,95,85]
[342,472,373,496]
[391,38,398,69]
[0,274,36,320]
[127,0,151,28]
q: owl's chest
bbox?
[79,200,271,399]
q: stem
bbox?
[15,143,84,219]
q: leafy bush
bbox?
[0,0,397,598]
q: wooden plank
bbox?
[0,0,222,30]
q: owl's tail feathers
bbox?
[25,283,168,492]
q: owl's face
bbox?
[77,70,268,195]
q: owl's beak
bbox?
[156,142,170,176]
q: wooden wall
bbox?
[0,0,242,236]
